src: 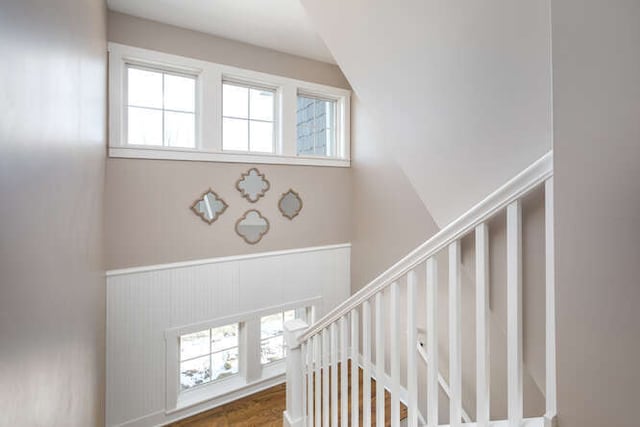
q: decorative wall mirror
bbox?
[236,168,270,203]
[278,189,303,220]
[191,189,228,224]
[235,210,269,244]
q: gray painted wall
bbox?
[552,1,640,426]
[0,0,107,425]
[104,13,354,270]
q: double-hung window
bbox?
[110,43,351,167]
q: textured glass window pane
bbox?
[261,313,284,339]
[128,107,162,146]
[223,83,248,118]
[211,324,238,352]
[164,74,195,112]
[180,355,211,390]
[249,88,274,121]
[211,348,239,381]
[164,111,195,148]
[127,67,162,108]
[296,95,336,157]
[261,336,285,364]
[180,329,210,361]
[249,121,273,153]
[223,117,248,151]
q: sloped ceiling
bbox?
[107,0,335,63]
[301,0,553,226]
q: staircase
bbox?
[283,152,556,427]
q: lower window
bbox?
[260,309,302,364]
[179,323,239,390]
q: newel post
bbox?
[283,319,309,427]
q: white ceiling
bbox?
[106,0,335,64]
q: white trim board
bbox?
[106,243,351,276]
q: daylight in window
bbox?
[260,310,296,364]
[179,323,239,390]
[126,65,196,148]
[222,81,275,153]
[296,95,336,157]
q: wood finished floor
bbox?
[168,362,407,427]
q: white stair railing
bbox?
[284,151,557,427]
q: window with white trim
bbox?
[260,310,296,364]
[222,81,276,153]
[179,323,239,391]
[109,43,351,167]
[296,94,336,157]
[126,65,196,148]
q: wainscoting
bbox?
[106,244,351,427]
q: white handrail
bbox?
[299,151,552,343]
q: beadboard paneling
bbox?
[106,244,350,427]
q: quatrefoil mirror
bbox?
[278,189,303,220]
[235,210,269,244]
[191,189,228,224]
[236,168,270,203]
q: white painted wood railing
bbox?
[284,152,556,427]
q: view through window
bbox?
[126,65,196,148]
[179,323,239,390]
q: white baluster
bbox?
[308,338,314,427]
[331,323,338,427]
[545,178,557,427]
[323,329,330,427]
[315,334,322,427]
[375,292,385,427]
[449,241,462,426]
[406,271,418,427]
[351,309,360,427]
[340,317,348,427]
[390,282,401,427]
[507,201,523,427]
[426,257,439,427]
[302,342,307,425]
[363,300,372,427]
[476,223,491,427]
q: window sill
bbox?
[109,146,351,168]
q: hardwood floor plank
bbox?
[168,361,407,427]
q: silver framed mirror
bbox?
[278,189,303,220]
[235,209,269,244]
[236,168,270,203]
[191,189,229,224]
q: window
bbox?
[296,94,337,157]
[222,81,275,153]
[179,323,239,390]
[260,310,296,364]
[126,65,196,148]
[110,43,350,166]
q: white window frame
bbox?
[164,297,320,412]
[221,79,278,154]
[109,43,351,167]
